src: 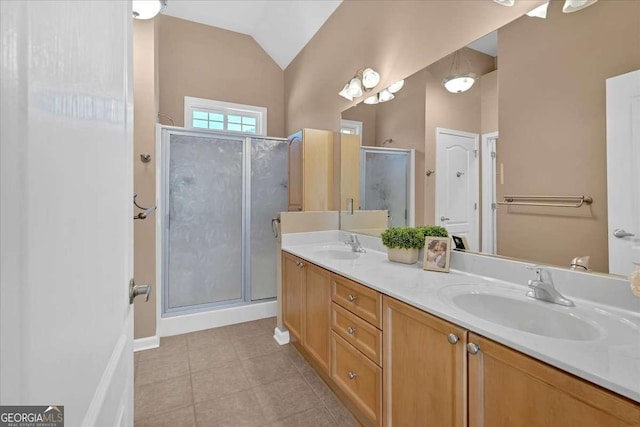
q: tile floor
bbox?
[134,317,358,426]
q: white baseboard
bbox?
[158,300,277,337]
[273,327,290,345]
[134,335,160,352]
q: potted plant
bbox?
[381,227,425,264]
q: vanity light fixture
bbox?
[338,68,380,101]
[442,50,476,94]
[562,0,598,13]
[526,2,549,18]
[493,0,515,6]
[132,0,167,20]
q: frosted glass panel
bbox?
[167,134,244,310]
[362,151,409,227]
[250,138,288,301]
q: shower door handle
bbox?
[272,217,280,239]
[441,216,450,222]
[129,279,151,304]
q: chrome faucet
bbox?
[526,266,574,307]
[345,234,366,253]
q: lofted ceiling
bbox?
[162,0,342,70]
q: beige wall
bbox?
[497,0,640,272]
[158,15,285,137]
[284,0,545,134]
[480,70,498,134]
[133,20,159,339]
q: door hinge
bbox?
[491,202,497,210]
[474,202,478,210]
[491,151,496,159]
[474,149,478,158]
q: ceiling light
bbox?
[493,0,515,6]
[338,84,353,101]
[378,89,395,103]
[132,0,167,19]
[442,50,476,94]
[361,68,381,89]
[363,95,379,105]
[443,74,477,93]
[527,2,549,18]
[346,77,364,98]
[388,80,405,94]
[562,0,598,13]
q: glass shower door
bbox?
[250,137,288,301]
[166,133,245,313]
[360,147,412,227]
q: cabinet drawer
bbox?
[331,274,382,329]
[331,332,382,426]
[332,302,382,366]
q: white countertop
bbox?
[282,231,640,403]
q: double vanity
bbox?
[281,231,640,427]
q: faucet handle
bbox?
[526,265,544,281]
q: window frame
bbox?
[184,96,268,135]
[340,119,363,136]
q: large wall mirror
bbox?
[339,0,640,277]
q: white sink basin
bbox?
[452,292,602,341]
[309,245,361,260]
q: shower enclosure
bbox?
[159,127,288,317]
[360,146,415,227]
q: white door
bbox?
[481,132,498,254]
[436,128,479,250]
[606,69,640,276]
[0,2,135,426]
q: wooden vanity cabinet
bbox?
[383,296,467,427]
[283,255,640,427]
[287,129,334,212]
[282,251,331,374]
[468,333,640,427]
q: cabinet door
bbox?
[282,252,303,341]
[287,132,303,211]
[302,262,331,374]
[302,129,333,211]
[383,296,467,427]
[468,333,640,427]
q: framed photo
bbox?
[451,234,470,251]
[423,236,451,273]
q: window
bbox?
[340,119,363,136]
[184,96,267,135]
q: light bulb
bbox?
[361,68,380,89]
[346,77,363,98]
[378,89,394,102]
[562,0,598,13]
[526,2,549,18]
[363,95,379,105]
[388,80,405,94]
[443,73,477,93]
[132,0,163,20]
[338,84,353,101]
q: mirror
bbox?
[339,0,640,276]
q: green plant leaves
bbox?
[381,225,449,249]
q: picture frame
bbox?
[423,236,451,273]
[451,234,470,251]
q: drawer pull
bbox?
[295,261,305,269]
[347,326,357,335]
[447,333,459,345]
[347,294,357,302]
[467,343,481,355]
[347,371,357,380]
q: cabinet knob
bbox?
[347,326,356,335]
[447,333,459,345]
[347,294,357,302]
[467,343,481,355]
[296,261,305,269]
[347,371,357,380]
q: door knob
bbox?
[613,229,635,238]
[129,279,151,304]
[441,216,450,222]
